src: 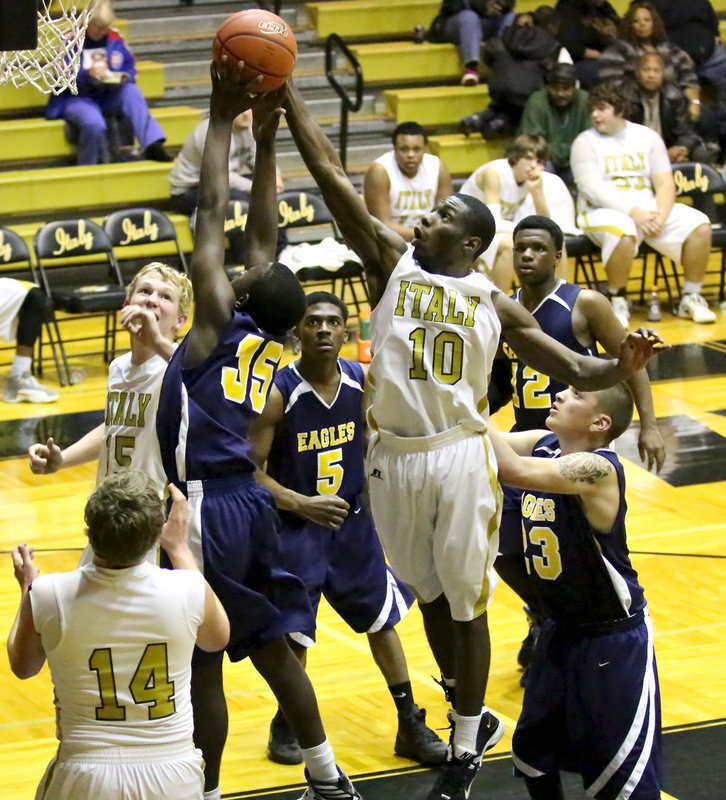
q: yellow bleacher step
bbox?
[428,134,510,177]
[306,0,439,38]
[384,85,489,126]
[0,106,202,163]
[516,0,630,12]
[349,42,459,84]
[0,60,165,116]
[0,161,173,217]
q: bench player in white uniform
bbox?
[572,82,716,328]
[7,470,230,800]
[284,81,663,800]
[365,121,453,241]
[460,135,575,290]
[28,262,191,493]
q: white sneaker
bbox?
[3,372,59,403]
[610,295,630,329]
[677,293,716,324]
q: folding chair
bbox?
[0,227,65,382]
[104,207,189,279]
[33,219,127,384]
[277,190,369,320]
[188,199,249,278]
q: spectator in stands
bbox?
[364,122,453,241]
[598,2,702,118]
[459,10,563,139]
[650,0,726,147]
[626,52,720,165]
[46,1,172,166]
[518,62,590,184]
[572,83,716,328]
[554,0,620,88]
[460,134,576,289]
[170,110,285,262]
[1,280,57,404]
[427,0,516,86]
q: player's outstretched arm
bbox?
[184,59,261,366]
[284,81,406,306]
[28,426,105,475]
[248,386,349,529]
[495,293,666,390]
[245,87,287,269]
[7,544,46,679]
[159,486,230,653]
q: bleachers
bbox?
[305,0,439,38]
[384,85,489,126]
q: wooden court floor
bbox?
[0,301,725,798]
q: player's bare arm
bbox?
[494,293,666,390]
[576,291,665,472]
[364,163,417,242]
[120,304,177,361]
[248,385,349,529]
[28,426,105,474]
[7,544,46,679]
[558,452,613,485]
[184,59,261,366]
[284,81,406,307]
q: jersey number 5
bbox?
[89,643,176,721]
[222,334,283,412]
[317,448,344,494]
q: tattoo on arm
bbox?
[558,453,612,485]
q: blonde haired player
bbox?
[28,262,192,490]
[284,80,664,800]
[572,82,715,329]
[7,471,229,800]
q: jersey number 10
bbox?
[408,327,464,385]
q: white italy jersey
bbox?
[96,352,168,492]
[368,248,501,438]
[374,150,441,227]
[573,121,671,215]
[30,563,204,748]
[461,158,529,229]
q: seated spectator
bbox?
[555,0,620,88]
[45,1,171,166]
[460,134,576,289]
[598,2,702,118]
[518,62,590,184]
[572,83,716,328]
[651,0,726,147]
[364,122,453,241]
[626,52,720,165]
[1,279,57,404]
[460,11,563,138]
[170,110,285,262]
[427,0,516,86]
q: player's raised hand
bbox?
[251,85,287,142]
[11,544,39,591]
[28,437,63,474]
[159,484,191,557]
[120,303,165,351]
[210,55,263,121]
[619,328,669,376]
[298,494,350,530]
[638,424,666,473]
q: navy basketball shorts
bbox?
[165,476,315,662]
[498,485,525,555]
[279,498,414,645]
[512,609,661,800]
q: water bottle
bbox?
[357,308,371,363]
[646,286,661,323]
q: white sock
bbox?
[203,788,221,800]
[682,281,702,296]
[451,709,482,758]
[11,355,31,377]
[302,739,338,782]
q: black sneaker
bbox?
[426,751,481,800]
[267,708,303,765]
[143,140,173,162]
[394,704,447,766]
[299,767,363,799]
[476,710,505,755]
[517,606,542,669]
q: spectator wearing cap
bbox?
[519,63,590,184]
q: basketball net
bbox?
[0,0,101,95]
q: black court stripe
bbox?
[663,717,726,733]
[630,550,726,559]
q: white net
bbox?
[0,0,101,95]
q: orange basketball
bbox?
[212,9,297,93]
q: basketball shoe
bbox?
[298,767,363,799]
[394,704,447,765]
[3,373,58,403]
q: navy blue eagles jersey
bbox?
[157,310,284,483]
[505,281,597,432]
[267,358,366,521]
[521,433,646,627]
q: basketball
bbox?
[212,9,297,93]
